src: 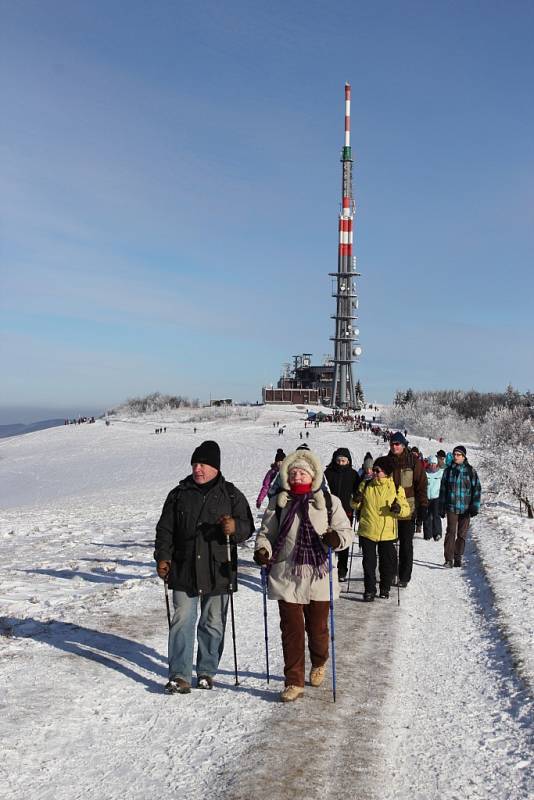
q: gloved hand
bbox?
[256,500,262,510]
[254,548,270,567]
[469,506,478,517]
[390,499,401,514]
[439,509,446,519]
[323,529,341,548]
[218,515,236,536]
[157,560,171,580]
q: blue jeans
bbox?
[168,591,229,683]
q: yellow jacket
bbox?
[351,478,410,542]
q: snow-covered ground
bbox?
[0,405,532,799]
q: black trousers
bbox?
[423,499,442,540]
[337,547,349,577]
[398,518,415,583]
[360,537,397,594]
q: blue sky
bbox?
[1,0,533,419]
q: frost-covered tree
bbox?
[481,406,534,449]
[482,444,534,518]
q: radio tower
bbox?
[330,82,361,409]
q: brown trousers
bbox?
[444,512,471,562]
[278,599,330,687]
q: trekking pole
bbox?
[226,534,239,686]
[164,578,172,629]
[345,541,355,593]
[346,515,357,593]
[261,567,270,683]
[328,547,337,703]
[396,537,400,607]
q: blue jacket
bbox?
[426,467,444,501]
[438,462,481,515]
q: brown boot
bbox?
[309,665,326,687]
[280,685,304,702]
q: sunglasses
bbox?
[372,467,384,474]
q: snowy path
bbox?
[1,409,533,799]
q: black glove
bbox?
[323,529,341,548]
[253,548,270,567]
[469,506,478,517]
[390,499,401,514]
[439,510,446,519]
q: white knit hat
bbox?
[286,457,316,479]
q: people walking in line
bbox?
[438,446,481,568]
[324,448,360,581]
[256,449,286,509]
[352,456,409,601]
[423,456,444,541]
[254,449,352,702]
[388,432,428,587]
[154,440,254,694]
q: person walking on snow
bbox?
[324,448,360,581]
[352,456,409,600]
[154,440,254,694]
[254,449,352,702]
[423,456,444,541]
[388,432,428,587]
[438,446,481,568]
[256,449,286,509]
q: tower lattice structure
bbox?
[330,82,361,409]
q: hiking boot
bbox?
[164,677,191,694]
[443,560,453,568]
[197,675,213,690]
[309,665,326,687]
[363,592,375,602]
[434,534,442,541]
[453,558,462,568]
[280,685,304,703]
[379,589,390,599]
[398,581,408,588]
[338,572,347,582]
[416,524,422,534]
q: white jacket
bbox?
[255,450,353,603]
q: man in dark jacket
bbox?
[324,448,359,580]
[388,432,428,587]
[154,440,254,694]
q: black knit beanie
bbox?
[191,440,221,471]
[334,447,352,465]
[373,456,394,476]
[275,449,286,462]
[453,445,467,457]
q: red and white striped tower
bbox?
[330,82,361,408]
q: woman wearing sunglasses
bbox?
[352,456,410,601]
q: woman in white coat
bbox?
[254,449,352,702]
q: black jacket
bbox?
[154,473,254,596]
[324,464,360,517]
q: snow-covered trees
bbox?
[481,406,534,517]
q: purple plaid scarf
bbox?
[268,492,328,579]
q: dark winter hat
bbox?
[334,447,352,465]
[191,440,221,471]
[390,432,408,446]
[296,443,310,451]
[436,450,446,458]
[453,445,467,457]
[373,456,394,476]
[275,449,286,462]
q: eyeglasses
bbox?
[453,452,465,457]
[391,442,403,447]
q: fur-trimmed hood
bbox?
[277,450,326,511]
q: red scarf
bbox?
[289,482,312,495]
